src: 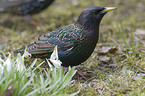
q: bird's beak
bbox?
[104,7,117,12]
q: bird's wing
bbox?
[27,23,83,54]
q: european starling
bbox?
[0,0,55,15]
[15,6,117,67]
[0,0,55,26]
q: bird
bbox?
[0,0,55,15]
[14,6,117,67]
[0,0,55,26]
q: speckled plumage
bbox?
[0,0,55,15]
[15,6,117,67]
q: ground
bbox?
[0,0,145,95]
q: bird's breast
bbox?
[58,32,98,67]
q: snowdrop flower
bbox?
[16,47,31,72]
[22,47,31,58]
[49,46,62,68]
[0,58,4,75]
[16,53,26,72]
[0,63,4,78]
[3,53,12,72]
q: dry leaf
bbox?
[134,29,145,35]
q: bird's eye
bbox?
[92,10,99,14]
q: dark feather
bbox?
[0,0,55,15]
[15,6,117,67]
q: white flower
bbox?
[16,53,26,72]
[22,47,31,58]
[16,47,31,72]
[49,59,62,68]
[0,63,4,77]
[3,53,12,72]
[49,46,62,68]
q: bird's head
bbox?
[77,6,117,30]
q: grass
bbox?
[77,24,145,95]
[0,0,145,95]
[0,47,78,96]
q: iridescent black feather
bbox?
[0,0,55,15]
[15,6,117,67]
